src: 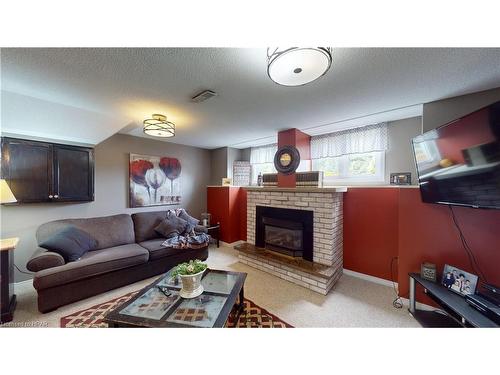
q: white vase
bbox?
[179,270,204,298]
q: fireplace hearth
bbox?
[255,205,313,261]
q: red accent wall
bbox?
[344,187,500,303]
[207,186,247,244]
[397,188,500,301]
[343,188,399,281]
[277,128,311,188]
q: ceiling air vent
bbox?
[191,90,218,103]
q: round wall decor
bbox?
[274,146,300,175]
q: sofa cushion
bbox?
[131,210,170,242]
[39,225,97,262]
[154,212,188,238]
[139,239,189,260]
[177,209,200,233]
[37,214,135,251]
[33,243,149,290]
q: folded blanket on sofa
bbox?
[161,232,211,250]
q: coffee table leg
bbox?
[235,286,245,319]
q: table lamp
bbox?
[0,179,17,204]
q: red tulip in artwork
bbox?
[159,157,182,202]
[129,154,182,207]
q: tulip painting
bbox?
[129,154,182,207]
[159,157,182,203]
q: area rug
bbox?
[60,291,293,328]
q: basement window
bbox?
[312,151,385,184]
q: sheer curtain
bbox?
[250,144,278,164]
[250,143,277,185]
[311,123,388,158]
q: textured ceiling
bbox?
[2,48,500,149]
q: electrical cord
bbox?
[390,256,403,309]
[448,205,488,284]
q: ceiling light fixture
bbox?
[267,47,333,86]
[143,114,175,138]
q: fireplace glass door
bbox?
[262,217,304,257]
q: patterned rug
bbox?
[60,291,293,328]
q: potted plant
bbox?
[171,259,208,298]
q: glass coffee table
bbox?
[104,268,247,328]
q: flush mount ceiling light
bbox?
[143,114,175,138]
[267,47,333,86]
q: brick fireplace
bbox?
[255,205,313,260]
[235,187,346,295]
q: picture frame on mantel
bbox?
[129,153,182,207]
[390,172,411,185]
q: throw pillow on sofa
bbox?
[39,225,98,262]
[177,209,200,233]
[154,212,188,238]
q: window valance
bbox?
[310,123,388,159]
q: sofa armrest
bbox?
[194,225,208,234]
[26,248,65,272]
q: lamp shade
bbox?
[0,179,17,204]
[143,114,175,138]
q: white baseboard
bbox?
[219,240,244,247]
[343,269,435,311]
[343,268,396,288]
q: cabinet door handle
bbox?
[49,195,53,198]
[54,194,59,198]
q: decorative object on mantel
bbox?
[296,171,323,187]
[129,153,181,207]
[221,178,232,186]
[171,260,208,298]
[262,173,278,186]
[232,161,251,186]
[267,47,333,86]
[261,172,323,188]
[390,172,411,185]
[274,145,301,175]
[420,262,437,282]
[143,114,175,138]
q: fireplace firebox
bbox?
[255,206,313,261]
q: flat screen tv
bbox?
[412,101,500,209]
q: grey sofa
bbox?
[26,210,209,313]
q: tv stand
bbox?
[408,273,498,328]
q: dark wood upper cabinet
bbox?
[53,144,94,202]
[1,137,94,203]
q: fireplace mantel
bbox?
[244,186,348,193]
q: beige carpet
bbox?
[3,244,420,328]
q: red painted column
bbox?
[277,128,311,188]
